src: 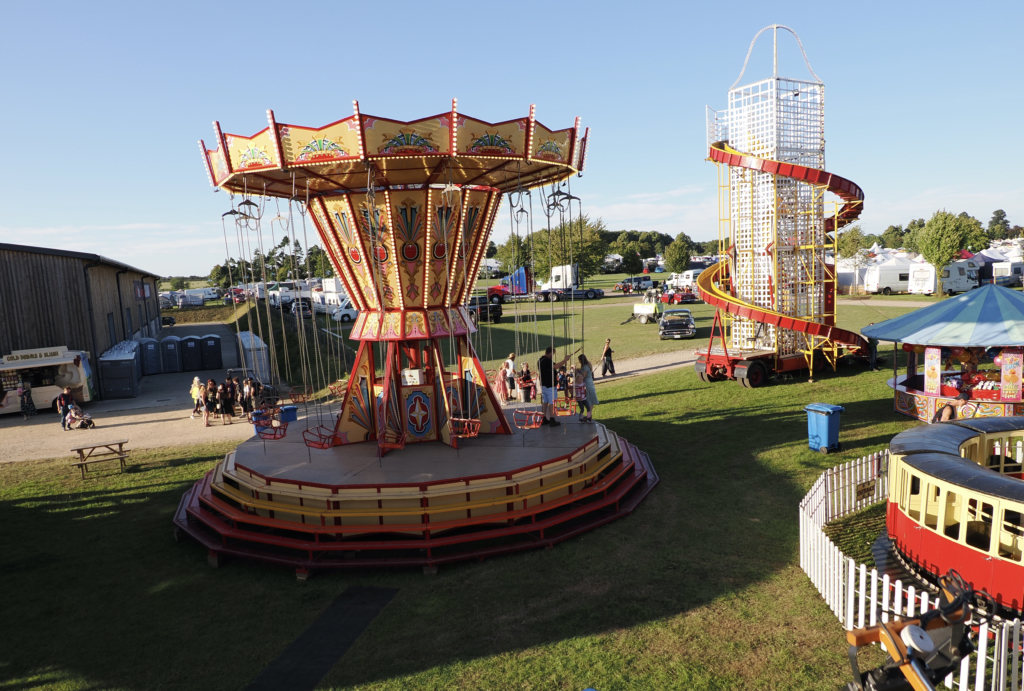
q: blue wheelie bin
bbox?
[805,403,844,454]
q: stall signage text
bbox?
[1002,348,1023,401]
[3,346,68,364]
[924,347,941,395]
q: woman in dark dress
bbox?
[19,383,37,421]
[218,384,233,425]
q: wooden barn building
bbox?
[0,243,161,360]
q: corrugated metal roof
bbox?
[0,242,157,277]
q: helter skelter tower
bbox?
[200,100,591,452]
[696,25,866,386]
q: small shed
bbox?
[237,332,270,381]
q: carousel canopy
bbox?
[862,284,1024,346]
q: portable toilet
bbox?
[181,336,203,371]
[200,334,223,370]
[161,336,182,372]
[139,338,162,376]
[99,351,139,399]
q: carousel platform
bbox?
[173,417,657,576]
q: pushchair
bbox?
[67,404,96,430]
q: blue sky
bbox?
[1,1,1021,276]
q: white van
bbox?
[864,265,910,295]
[908,260,979,295]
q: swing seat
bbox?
[554,398,574,417]
[256,420,288,440]
[513,410,545,429]
[378,430,406,451]
[302,426,336,450]
[450,417,481,439]
[328,380,347,397]
[288,385,313,404]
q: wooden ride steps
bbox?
[172,430,658,571]
[212,438,618,524]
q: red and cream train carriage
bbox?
[887,418,1024,611]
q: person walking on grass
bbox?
[866,324,879,371]
[56,386,75,431]
[190,376,202,419]
[538,346,573,427]
[575,354,598,422]
[600,339,615,377]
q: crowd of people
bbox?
[491,344,604,426]
[189,376,267,427]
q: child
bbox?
[190,377,202,419]
[556,366,568,393]
[519,363,534,403]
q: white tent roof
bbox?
[980,248,1010,262]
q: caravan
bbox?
[908,259,980,295]
[863,265,910,295]
[993,261,1024,288]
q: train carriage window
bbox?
[1006,435,1024,474]
[924,484,941,530]
[943,491,962,540]
[907,475,922,521]
[965,498,994,552]
[999,509,1024,562]
[988,437,1004,470]
[961,441,979,464]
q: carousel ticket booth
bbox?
[863,284,1024,421]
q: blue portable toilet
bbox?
[280,405,298,423]
[161,336,182,372]
[181,336,203,371]
[805,403,844,454]
[139,338,162,376]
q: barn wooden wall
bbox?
[0,248,159,358]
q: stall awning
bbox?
[861,284,1024,346]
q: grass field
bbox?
[158,279,211,291]
[0,354,913,690]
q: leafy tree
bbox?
[988,209,1009,242]
[495,234,530,274]
[663,232,694,273]
[209,264,232,289]
[485,240,497,258]
[529,215,610,282]
[880,224,904,249]
[1010,225,1024,240]
[919,210,982,295]
[902,218,927,253]
[958,212,988,252]
[169,277,187,291]
[836,225,869,258]
[614,248,638,276]
[307,245,335,278]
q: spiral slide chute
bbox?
[696,263,869,353]
[696,142,868,386]
[707,141,865,230]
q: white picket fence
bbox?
[799,451,1024,690]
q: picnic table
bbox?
[70,439,131,479]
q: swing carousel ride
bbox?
[173,100,658,576]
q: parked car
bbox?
[658,309,697,340]
[614,276,654,292]
[290,301,313,318]
[330,299,358,323]
[654,266,666,273]
[661,290,699,304]
[466,295,502,324]
[161,315,176,326]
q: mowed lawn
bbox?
[0,338,917,690]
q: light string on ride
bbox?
[240,179,284,393]
[363,163,404,453]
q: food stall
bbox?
[0,346,97,415]
[861,284,1024,421]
